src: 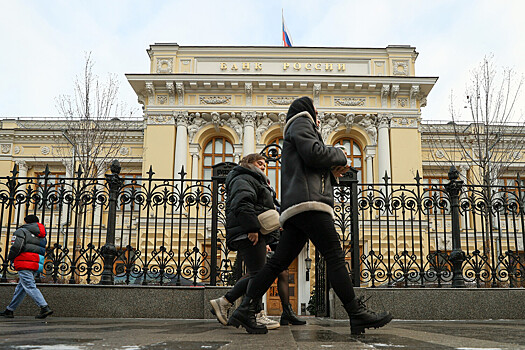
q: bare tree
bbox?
[54,53,137,178]
[424,55,525,187]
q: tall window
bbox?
[202,136,234,179]
[265,137,283,199]
[333,138,363,182]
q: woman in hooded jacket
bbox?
[209,153,280,331]
[228,97,393,335]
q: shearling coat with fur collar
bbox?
[280,111,347,225]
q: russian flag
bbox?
[282,11,293,47]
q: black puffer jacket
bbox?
[225,164,276,250]
[280,97,347,225]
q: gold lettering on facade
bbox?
[338,63,346,71]
[305,63,312,71]
[325,63,333,71]
[231,63,238,71]
[283,63,290,70]
[242,62,250,70]
[220,62,228,70]
[293,62,301,70]
[255,63,262,70]
[315,63,322,70]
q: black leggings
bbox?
[225,236,267,303]
[246,211,356,305]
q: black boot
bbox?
[280,303,306,325]
[35,305,53,319]
[228,296,268,334]
[344,297,393,335]
[0,309,14,318]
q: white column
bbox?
[15,160,29,221]
[174,111,189,178]
[189,143,201,179]
[364,146,376,184]
[377,113,392,182]
[233,145,243,164]
[94,164,107,222]
[242,112,256,156]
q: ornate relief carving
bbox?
[211,112,223,131]
[434,150,446,159]
[344,113,354,132]
[278,112,286,129]
[391,117,418,128]
[15,160,28,172]
[200,96,231,105]
[267,96,297,106]
[145,82,155,104]
[320,113,339,142]
[1,144,11,154]
[226,113,243,141]
[334,97,365,106]
[381,84,390,107]
[166,82,175,105]
[377,113,391,129]
[358,114,377,144]
[119,147,129,156]
[398,98,408,108]
[410,85,420,109]
[245,83,252,105]
[256,113,273,143]
[242,112,256,127]
[188,113,207,142]
[393,60,409,76]
[14,145,21,154]
[313,84,321,105]
[40,146,50,155]
[175,111,189,127]
[156,58,173,74]
[157,95,168,105]
[148,115,174,125]
[390,85,399,108]
[176,82,184,105]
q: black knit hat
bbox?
[286,96,317,124]
[24,215,39,224]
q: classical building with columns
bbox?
[126,44,437,187]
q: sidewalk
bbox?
[1,317,524,349]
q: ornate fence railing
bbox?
[334,167,525,289]
[1,160,523,290]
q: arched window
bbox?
[265,137,283,199]
[333,138,364,182]
[202,136,234,179]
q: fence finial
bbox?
[448,165,460,181]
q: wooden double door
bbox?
[266,257,298,316]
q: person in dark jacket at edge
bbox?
[0,215,53,319]
[210,153,305,329]
[228,96,392,335]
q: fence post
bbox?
[444,165,466,288]
[340,167,360,286]
[100,160,123,285]
[210,162,236,286]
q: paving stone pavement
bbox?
[1,317,524,350]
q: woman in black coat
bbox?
[229,97,393,335]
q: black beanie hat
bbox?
[286,96,317,124]
[24,215,39,224]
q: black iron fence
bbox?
[0,160,524,291]
[334,167,525,289]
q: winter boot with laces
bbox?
[228,296,268,334]
[344,296,393,335]
[256,310,280,330]
[209,296,232,326]
[280,303,306,325]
